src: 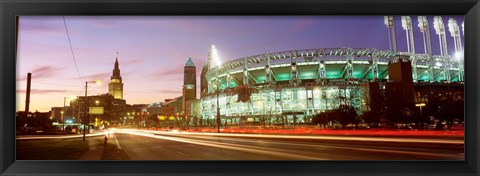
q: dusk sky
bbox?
[16,16,464,112]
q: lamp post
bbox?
[415,103,426,116]
[216,78,220,133]
[83,81,99,142]
[63,97,66,132]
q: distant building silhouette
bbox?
[70,93,126,127]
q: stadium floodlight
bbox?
[209,44,221,69]
[448,18,461,38]
[455,52,463,61]
[433,16,445,35]
[417,16,428,32]
[401,16,412,30]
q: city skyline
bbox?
[16,15,464,112]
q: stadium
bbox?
[199,16,464,125]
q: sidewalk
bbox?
[79,137,104,160]
[78,135,129,160]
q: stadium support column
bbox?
[434,16,451,82]
[243,63,249,86]
[418,16,435,82]
[317,50,326,85]
[290,52,298,87]
[226,72,231,89]
[265,54,272,87]
[402,16,418,82]
[371,54,379,81]
[448,18,464,82]
[226,71,232,118]
[345,52,354,80]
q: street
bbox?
[109,129,464,160]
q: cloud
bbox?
[82,72,112,82]
[17,66,64,81]
[17,89,69,94]
[157,89,182,94]
[148,65,184,80]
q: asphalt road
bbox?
[110,130,464,160]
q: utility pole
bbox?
[63,97,66,132]
[83,82,88,141]
[216,76,220,133]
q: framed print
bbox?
[1,0,479,176]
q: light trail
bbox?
[155,132,463,159]
[115,130,328,160]
[116,129,464,145]
[16,133,105,140]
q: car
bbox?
[450,124,464,131]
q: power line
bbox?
[63,16,84,84]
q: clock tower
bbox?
[182,57,196,114]
[108,57,123,99]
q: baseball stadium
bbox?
[199,16,464,125]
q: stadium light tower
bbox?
[448,18,464,81]
[417,16,433,55]
[418,16,434,82]
[433,16,450,82]
[384,16,397,52]
[402,16,417,81]
[448,18,463,57]
[208,44,221,70]
[208,44,222,133]
[433,16,448,56]
[401,16,415,54]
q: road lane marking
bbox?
[116,131,328,160]
[114,134,122,149]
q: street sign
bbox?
[89,107,104,115]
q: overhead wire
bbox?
[63,16,84,84]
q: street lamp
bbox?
[415,103,426,116]
[83,80,100,142]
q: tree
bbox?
[312,105,357,128]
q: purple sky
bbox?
[16,16,464,112]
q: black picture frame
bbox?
[1,0,479,176]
